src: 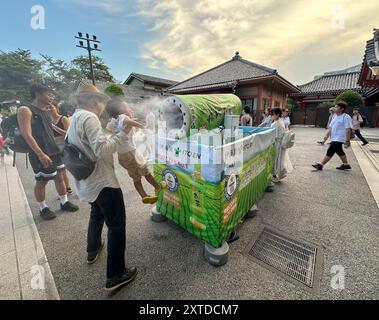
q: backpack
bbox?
[0,113,31,153]
[282,130,295,149]
[360,115,367,127]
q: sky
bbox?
[1,0,378,85]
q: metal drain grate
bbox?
[249,228,317,287]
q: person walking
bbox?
[282,109,291,129]
[66,84,142,292]
[352,108,369,146]
[240,106,253,126]
[48,103,73,195]
[312,101,353,171]
[270,108,293,182]
[17,84,79,220]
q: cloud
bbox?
[62,0,127,13]
[137,0,379,84]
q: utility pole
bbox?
[75,32,101,85]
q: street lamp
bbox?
[75,32,102,85]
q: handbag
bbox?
[62,138,96,180]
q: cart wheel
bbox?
[265,181,274,192]
[245,204,258,219]
[150,206,167,223]
[204,242,229,266]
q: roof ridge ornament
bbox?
[232,52,241,60]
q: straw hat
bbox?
[75,83,110,101]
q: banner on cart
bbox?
[154,144,275,248]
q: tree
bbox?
[105,84,124,98]
[0,49,43,104]
[72,56,116,83]
[318,101,335,109]
[286,98,299,113]
[335,90,364,108]
[41,54,84,102]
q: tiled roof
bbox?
[124,73,178,87]
[169,52,279,93]
[358,29,379,85]
[295,71,363,95]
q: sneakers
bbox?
[40,207,56,220]
[312,163,323,171]
[362,142,369,146]
[60,201,79,212]
[336,164,352,170]
[87,241,105,264]
[105,267,138,292]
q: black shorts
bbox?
[28,152,65,181]
[326,142,345,158]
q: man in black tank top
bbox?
[17,84,79,220]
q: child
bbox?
[106,99,166,204]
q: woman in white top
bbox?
[282,109,291,129]
[270,108,293,182]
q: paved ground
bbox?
[0,156,59,300]
[15,127,379,300]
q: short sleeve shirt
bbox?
[330,114,353,142]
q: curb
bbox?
[2,156,60,300]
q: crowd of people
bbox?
[0,84,371,292]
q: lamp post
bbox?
[75,32,101,85]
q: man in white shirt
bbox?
[312,101,353,171]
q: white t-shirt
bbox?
[282,117,291,129]
[106,115,136,153]
[329,113,353,142]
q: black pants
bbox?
[354,130,368,144]
[88,188,126,279]
[326,142,345,157]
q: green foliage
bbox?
[0,49,116,105]
[105,84,124,98]
[335,90,364,108]
[318,101,335,109]
[72,56,115,83]
[0,49,43,104]
[286,98,299,112]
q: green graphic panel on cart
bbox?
[154,145,275,248]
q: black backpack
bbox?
[0,113,31,153]
[360,115,367,127]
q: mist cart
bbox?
[151,94,276,266]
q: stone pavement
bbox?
[3,127,379,300]
[0,155,59,300]
[351,128,379,208]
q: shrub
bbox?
[335,90,364,108]
[318,101,335,109]
[104,84,124,98]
